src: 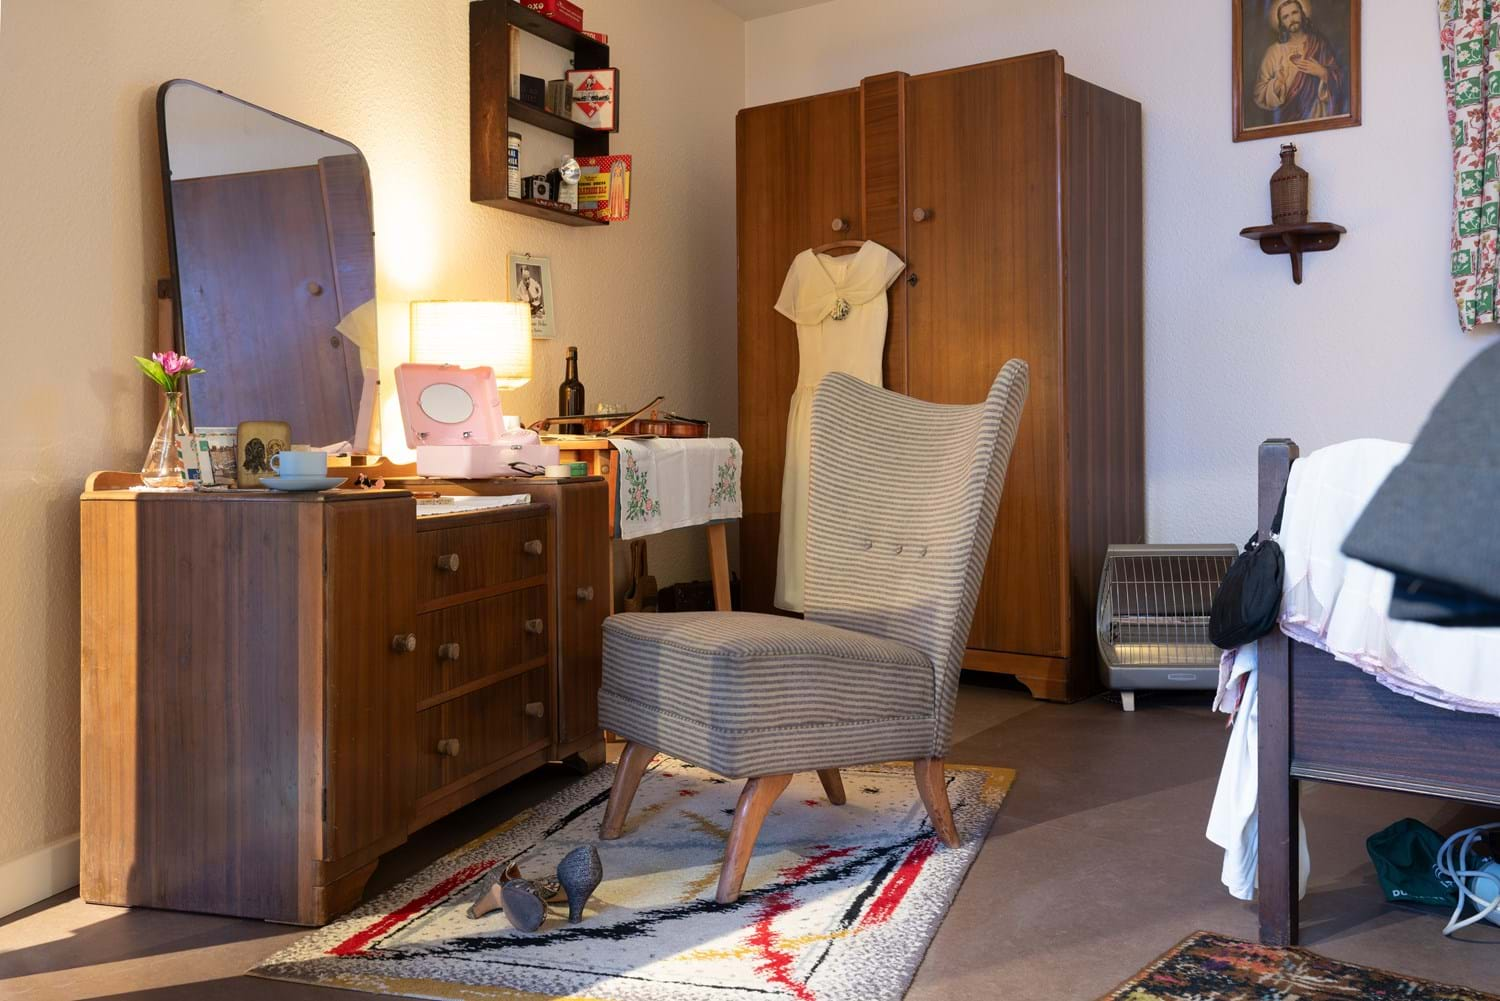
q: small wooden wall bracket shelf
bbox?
[1239,222,1346,285]
[470,0,610,227]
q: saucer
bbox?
[260,475,344,493]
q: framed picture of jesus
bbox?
[1233,0,1361,142]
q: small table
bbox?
[548,438,734,612]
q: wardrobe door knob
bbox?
[435,553,460,572]
[522,539,543,556]
[438,642,461,661]
[391,633,417,653]
[576,585,595,601]
[436,738,461,757]
[912,207,932,222]
[524,701,546,719]
[524,618,545,635]
[307,281,324,296]
[831,217,849,232]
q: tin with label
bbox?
[507,132,522,198]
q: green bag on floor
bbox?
[1366,818,1461,908]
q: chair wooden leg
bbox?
[914,758,960,848]
[716,774,792,904]
[600,742,657,840]
[816,768,846,805]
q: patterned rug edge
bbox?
[248,760,1016,1001]
[1098,929,1500,1001]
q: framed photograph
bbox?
[235,420,290,488]
[1233,0,1360,143]
[508,252,555,340]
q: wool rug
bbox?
[252,756,1013,1001]
[1103,930,1500,1001]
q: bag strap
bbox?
[1247,460,1295,550]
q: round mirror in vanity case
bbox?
[157,80,378,451]
[418,383,478,425]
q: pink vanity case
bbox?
[394,363,559,478]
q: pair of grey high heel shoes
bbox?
[467,845,603,931]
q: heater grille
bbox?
[1097,544,1238,673]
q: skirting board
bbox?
[0,835,79,918]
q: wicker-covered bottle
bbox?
[1270,143,1309,225]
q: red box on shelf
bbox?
[520,0,583,33]
[582,30,608,44]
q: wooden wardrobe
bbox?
[736,51,1143,702]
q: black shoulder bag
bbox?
[1209,484,1289,650]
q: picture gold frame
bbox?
[1233,0,1361,143]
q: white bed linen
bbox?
[1278,438,1500,716]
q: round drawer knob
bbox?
[436,738,461,757]
[576,585,595,602]
[437,642,461,661]
[831,217,849,232]
[524,701,546,719]
[522,539,543,556]
[435,553,460,572]
[307,281,324,296]
[912,207,932,222]
[391,633,417,653]
[524,618,545,635]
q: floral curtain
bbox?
[1443,0,1500,329]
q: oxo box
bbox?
[522,0,583,32]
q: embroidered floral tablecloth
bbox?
[611,438,741,540]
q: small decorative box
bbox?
[565,67,618,132]
[521,0,583,33]
[518,74,546,108]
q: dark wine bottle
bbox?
[558,346,585,434]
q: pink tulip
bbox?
[151,351,195,375]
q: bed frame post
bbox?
[1256,437,1299,946]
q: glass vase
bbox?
[141,390,192,489]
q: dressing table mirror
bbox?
[157,79,377,450]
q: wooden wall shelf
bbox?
[479,194,607,227]
[470,0,610,225]
[508,98,601,143]
[1239,222,1346,285]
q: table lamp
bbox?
[396,300,558,478]
[410,300,533,392]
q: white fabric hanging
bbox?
[1206,642,1310,902]
[771,241,904,612]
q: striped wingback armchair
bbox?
[597,361,1029,902]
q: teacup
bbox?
[270,450,328,478]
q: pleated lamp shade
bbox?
[409,300,533,390]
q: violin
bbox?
[530,396,710,439]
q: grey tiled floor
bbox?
[2,680,1497,1000]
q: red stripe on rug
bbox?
[328,859,495,956]
[858,837,936,929]
[746,846,856,1001]
[749,890,818,1001]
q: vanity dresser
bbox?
[80,473,608,924]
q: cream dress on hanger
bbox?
[772,240,905,612]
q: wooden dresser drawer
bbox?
[416,515,549,608]
[415,667,551,801]
[414,587,548,705]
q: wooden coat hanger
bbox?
[811,238,867,256]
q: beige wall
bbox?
[0,0,742,874]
